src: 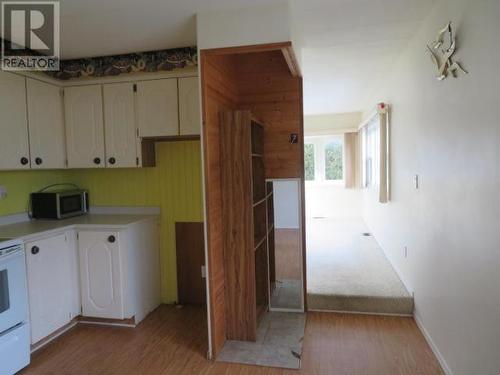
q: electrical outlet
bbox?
[413,175,419,190]
[404,246,408,258]
[0,186,6,199]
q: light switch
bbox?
[0,186,6,199]
[201,265,206,279]
[413,175,419,190]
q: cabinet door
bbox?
[103,83,138,168]
[137,79,179,137]
[178,77,201,136]
[78,231,124,319]
[0,71,30,170]
[27,79,66,169]
[25,233,73,344]
[64,85,105,168]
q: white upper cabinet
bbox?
[103,83,138,168]
[27,79,66,169]
[136,78,179,137]
[0,71,30,170]
[0,74,200,171]
[178,77,201,136]
[64,85,105,168]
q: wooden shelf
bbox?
[141,135,200,167]
[256,303,267,324]
[267,223,274,234]
[251,116,265,127]
[254,235,267,251]
[219,110,269,342]
[252,156,265,203]
[251,121,264,155]
[253,197,266,207]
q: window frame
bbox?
[304,142,316,182]
[304,135,345,186]
[361,113,381,190]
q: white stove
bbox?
[0,239,30,375]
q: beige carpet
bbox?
[306,218,413,315]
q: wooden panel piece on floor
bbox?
[176,222,206,305]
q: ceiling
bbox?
[297,0,436,114]
[56,0,435,115]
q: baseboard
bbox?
[77,315,136,328]
[307,308,413,317]
[31,315,137,353]
[31,320,78,353]
[269,307,304,313]
[362,221,414,298]
[414,313,453,375]
[77,320,136,328]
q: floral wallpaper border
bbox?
[45,46,197,80]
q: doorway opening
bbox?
[304,117,413,315]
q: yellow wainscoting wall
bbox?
[0,140,204,303]
[0,170,74,215]
[71,141,204,303]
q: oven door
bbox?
[0,250,28,334]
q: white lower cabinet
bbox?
[78,230,125,319]
[25,232,78,344]
[77,220,160,322]
[23,219,160,346]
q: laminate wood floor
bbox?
[22,305,443,375]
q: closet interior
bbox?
[200,42,306,363]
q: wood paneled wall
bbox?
[200,46,304,358]
[200,53,240,356]
[235,50,304,179]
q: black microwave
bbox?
[31,190,89,219]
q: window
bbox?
[362,116,380,188]
[304,135,344,183]
[325,138,343,180]
[304,144,315,181]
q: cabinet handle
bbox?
[108,235,116,243]
[93,157,101,165]
[35,157,43,165]
[108,157,116,165]
[20,157,29,165]
[31,246,40,255]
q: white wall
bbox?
[306,184,361,219]
[362,0,500,374]
[304,112,362,136]
[273,180,300,229]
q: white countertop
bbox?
[0,214,158,240]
